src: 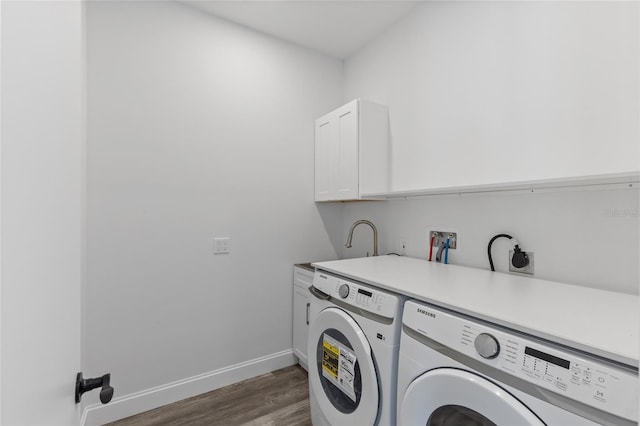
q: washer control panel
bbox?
[403,300,638,423]
[313,271,399,319]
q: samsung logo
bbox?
[417,308,436,318]
[319,275,328,279]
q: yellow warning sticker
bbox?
[322,336,339,379]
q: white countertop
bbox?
[312,256,639,367]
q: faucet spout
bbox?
[345,220,378,256]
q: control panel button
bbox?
[474,333,500,359]
[338,284,349,299]
[555,380,568,392]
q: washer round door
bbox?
[308,307,379,425]
[400,368,545,426]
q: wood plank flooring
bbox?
[106,365,311,426]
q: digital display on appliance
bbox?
[525,347,570,369]
[357,289,372,297]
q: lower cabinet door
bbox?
[293,284,310,370]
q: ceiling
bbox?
[182,1,420,59]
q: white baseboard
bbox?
[81,350,296,426]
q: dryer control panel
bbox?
[313,271,399,319]
[403,300,638,423]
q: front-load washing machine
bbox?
[397,299,638,426]
[308,270,405,425]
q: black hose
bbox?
[487,234,513,271]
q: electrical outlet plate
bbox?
[428,230,458,250]
[509,250,534,275]
[400,240,407,255]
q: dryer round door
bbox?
[400,368,545,426]
[308,307,379,425]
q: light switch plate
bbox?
[214,237,230,254]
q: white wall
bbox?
[1,1,84,424]
[340,1,639,294]
[85,0,343,415]
[342,188,639,294]
[345,1,639,191]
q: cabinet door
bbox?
[334,101,359,200]
[293,285,310,369]
[315,115,335,201]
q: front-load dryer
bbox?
[308,270,406,426]
[397,299,638,426]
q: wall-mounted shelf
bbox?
[361,171,640,200]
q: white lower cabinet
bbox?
[293,266,313,371]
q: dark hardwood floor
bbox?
[106,365,311,426]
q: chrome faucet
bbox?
[345,220,378,257]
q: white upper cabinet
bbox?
[315,99,389,201]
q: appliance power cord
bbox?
[487,233,513,271]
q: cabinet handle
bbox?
[306,302,310,325]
